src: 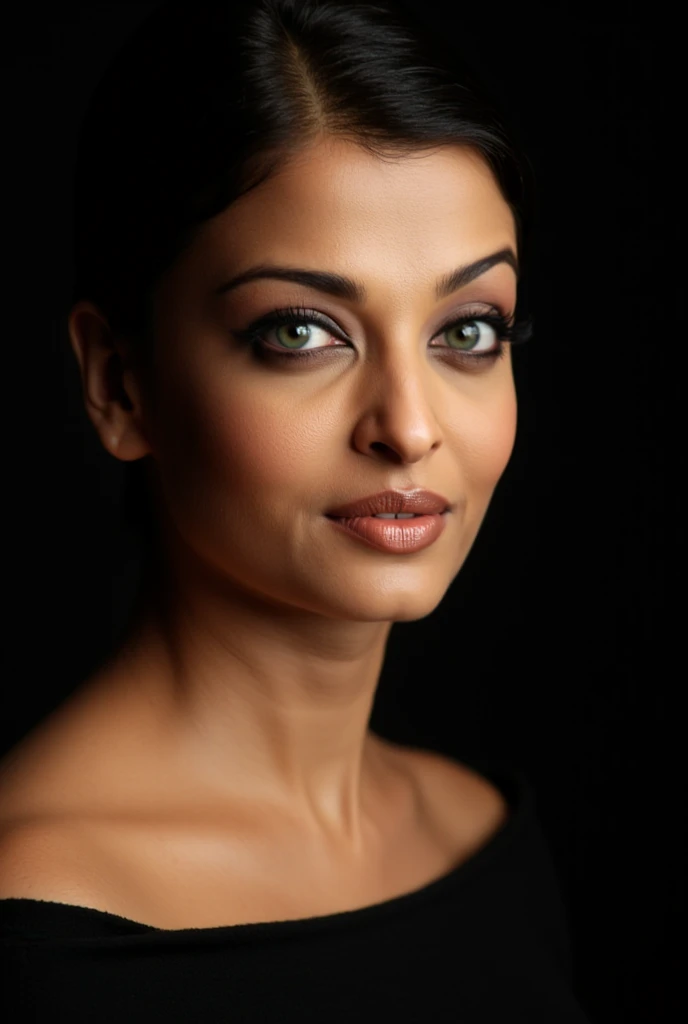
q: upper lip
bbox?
[327,489,452,518]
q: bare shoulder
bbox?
[0,820,119,911]
[0,746,149,915]
[395,744,511,848]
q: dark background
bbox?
[1,3,682,1022]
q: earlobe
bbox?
[67,301,153,463]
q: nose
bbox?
[350,355,444,465]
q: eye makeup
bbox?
[232,304,533,370]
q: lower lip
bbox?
[325,513,448,553]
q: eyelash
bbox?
[233,305,533,367]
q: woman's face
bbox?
[142,138,518,622]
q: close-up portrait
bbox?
[0,2,679,1021]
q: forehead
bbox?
[190,138,517,299]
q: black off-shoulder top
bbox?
[0,756,593,1023]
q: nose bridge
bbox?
[350,330,447,462]
[362,328,441,416]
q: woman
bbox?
[0,1,591,1020]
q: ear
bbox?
[67,301,153,462]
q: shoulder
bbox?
[396,744,511,848]
[0,820,118,910]
[0,743,144,913]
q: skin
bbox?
[60,136,518,867]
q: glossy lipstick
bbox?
[326,512,448,553]
[325,488,451,554]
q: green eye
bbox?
[274,323,316,349]
[443,319,498,352]
[234,304,528,365]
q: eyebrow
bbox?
[213,247,518,304]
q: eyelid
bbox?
[250,302,512,340]
[432,304,511,339]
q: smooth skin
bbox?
[0,138,517,926]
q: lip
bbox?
[326,488,452,518]
[326,511,448,554]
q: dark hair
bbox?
[69,0,533,550]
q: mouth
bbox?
[325,512,445,520]
[325,489,453,519]
[324,509,450,553]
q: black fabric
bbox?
[0,757,592,1022]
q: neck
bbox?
[101,553,396,848]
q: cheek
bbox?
[457,380,518,495]
[153,374,317,519]
[206,399,319,495]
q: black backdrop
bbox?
[1,3,682,1022]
